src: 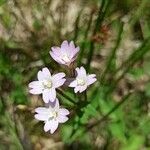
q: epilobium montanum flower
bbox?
[69,66,97,93]
[29,67,66,103]
[50,40,80,66]
[35,99,69,134]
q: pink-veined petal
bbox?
[51,47,61,56]
[50,51,65,64]
[61,40,68,49]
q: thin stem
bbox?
[86,0,111,71]
[100,21,124,83]
[110,37,150,80]
[57,89,77,105]
[129,0,149,26]
[73,8,84,42]
[78,10,94,65]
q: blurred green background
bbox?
[0,0,150,149]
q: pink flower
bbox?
[29,67,66,103]
[34,99,69,134]
[69,66,97,93]
[50,40,79,66]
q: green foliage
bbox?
[0,0,150,149]
[0,0,7,6]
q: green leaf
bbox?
[145,83,150,97]
[121,135,144,150]
[128,68,144,80]
[0,0,7,6]
[109,122,126,143]
[33,19,43,31]
[61,125,73,143]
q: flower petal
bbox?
[29,88,43,94]
[28,81,42,88]
[51,47,61,56]
[52,73,66,88]
[42,89,56,103]
[88,74,96,78]
[38,67,51,81]
[50,51,65,64]
[87,77,97,85]
[49,88,56,102]
[51,98,60,110]
[75,66,86,77]
[59,108,69,115]
[80,66,86,76]
[34,114,48,121]
[44,120,58,134]
[74,86,80,93]
[69,80,77,87]
[42,89,51,103]
[57,115,69,123]
[35,107,49,114]
[44,121,51,132]
[79,85,87,93]
[61,40,68,49]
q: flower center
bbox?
[43,80,52,89]
[62,54,70,63]
[77,78,85,86]
[48,111,58,121]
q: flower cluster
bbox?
[29,40,97,134]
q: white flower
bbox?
[35,99,69,134]
[50,40,80,66]
[29,67,66,103]
[69,66,97,93]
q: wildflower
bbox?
[50,40,79,66]
[29,67,66,103]
[69,66,97,93]
[34,99,69,134]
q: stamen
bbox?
[48,111,58,121]
[77,78,85,86]
[43,80,52,89]
[62,54,70,63]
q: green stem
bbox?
[78,10,94,65]
[57,89,77,105]
[101,21,124,83]
[112,37,150,78]
[86,0,111,71]
[73,8,84,42]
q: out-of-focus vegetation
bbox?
[0,0,150,149]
